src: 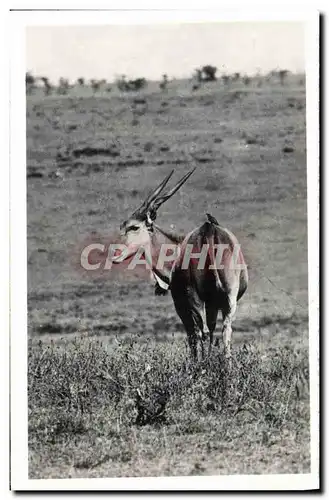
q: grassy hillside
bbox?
[27,77,309,478]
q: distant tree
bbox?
[77,77,85,86]
[57,77,70,95]
[202,65,217,81]
[278,69,289,86]
[232,72,240,82]
[26,71,35,85]
[243,75,251,86]
[90,79,101,93]
[221,74,230,86]
[192,66,216,87]
[128,77,147,91]
[40,76,52,96]
[117,76,147,92]
[191,69,202,91]
[26,72,35,95]
[159,74,168,91]
[195,69,203,83]
[116,75,128,91]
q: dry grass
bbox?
[28,336,309,478]
[27,76,309,478]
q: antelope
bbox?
[112,169,248,360]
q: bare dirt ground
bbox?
[27,77,309,479]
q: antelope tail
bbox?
[203,219,223,291]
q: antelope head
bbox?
[112,169,195,263]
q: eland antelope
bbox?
[112,169,248,360]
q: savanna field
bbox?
[27,76,310,478]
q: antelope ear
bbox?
[147,208,157,221]
[146,211,154,226]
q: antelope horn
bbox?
[132,170,174,216]
[151,168,196,210]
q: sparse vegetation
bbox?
[90,79,101,94]
[29,337,309,478]
[279,69,290,86]
[57,77,70,95]
[27,69,308,478]
[159,73,169,91]
[24,69,304,97]
[201,64,217,81]
[26,71,35,86]
[40,76,52,96]
[222,74,230,86]
[193,65,217,85]
[26,71,36,95]
[243,75,251,86]
[116,75,148,92]
[194,68,203,84]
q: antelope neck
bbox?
[149,224,183,290]
[152,224,184,244]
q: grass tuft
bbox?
[28,337,310,477]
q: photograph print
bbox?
[10,10,319,490]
